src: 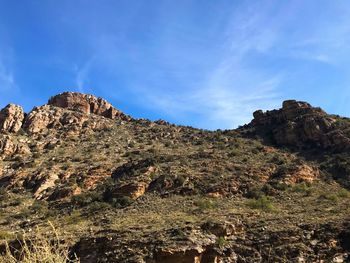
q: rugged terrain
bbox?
[0,92,349,262]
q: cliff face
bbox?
[0,93,349,263]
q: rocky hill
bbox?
[0,92,349,262]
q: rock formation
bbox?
[0,104,25,133]
[249,100,350,151]
[48,92,129,120]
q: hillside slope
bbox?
[0,92,349,262]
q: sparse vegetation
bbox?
[194,198,218,211]
[0,222,79,263]
[246,195,275,212]
[0,92,350,261]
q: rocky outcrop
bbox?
[22,92,130,134]
[249,100,350,151]
[71,225,236,263]
[0,135,30,158]
[106,159,158,200]
[48,92,129,120]
[0,104,25,133]
[271,164,320,185]
[23,105,112,134]
[70,221,350,262]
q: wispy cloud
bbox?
[137,2,283,129]
[49,1,350,128]
[73,58,95,93]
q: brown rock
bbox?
[23,105,112,134]
[283,165,320,184]
[48,92,128,120]
[250,100,350,151]
[0,136,17,156]
[113,182,148,200]
[24,105,64,134]
[0,135,30,158]
[201,220,242,237]
[33,172,59,199]
[0,104,24,133]
[107,159,158,200]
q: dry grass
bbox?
[0,222,79,263]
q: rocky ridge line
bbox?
[248,100,350,151]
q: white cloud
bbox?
[73,58,95,93]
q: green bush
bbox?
[194,198,217,211]
[337,188,350,198]
[110,196,134,208]
[72,191,102,207]
[215,236,228,248]
[319,194,338,203]
[247,196,274,212]
[291,182,312,196]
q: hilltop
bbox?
[0,92,349,262]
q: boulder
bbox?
[0,104,25,133]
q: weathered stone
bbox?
[0,104,24,133]
[280,164,320,184]
[0,135,30,158]
[0,136,17,156]
[250,100,349,151]
[48,92,128,120]
[113,182,148,200]
[23,105,112,134]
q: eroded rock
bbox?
[250,100,350,151]
[106,159,158,200]
[0,104,25,133]
[0,135,30,158]
[48,92,129,120]
[23,105,112,134]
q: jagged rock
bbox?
[250,100,350,151]
[23,105,112,134]
[0,136,17,156]
[201,220,244,237]
[112,182,149,200]
[24,105,66,134]
[284,165,320,184]
[106,159,158,200]
[32,172,59,199]
[0,135,30,158]
[48,186,82,201]
[272,164,320,185]
[48,92,129,120]
[0,104,25,133]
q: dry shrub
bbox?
[0,221,79,263]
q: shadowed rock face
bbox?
[0,104,25,133]
[48,92,128,120]
[249,100,350,151]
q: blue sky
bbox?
[0,0,350,129]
